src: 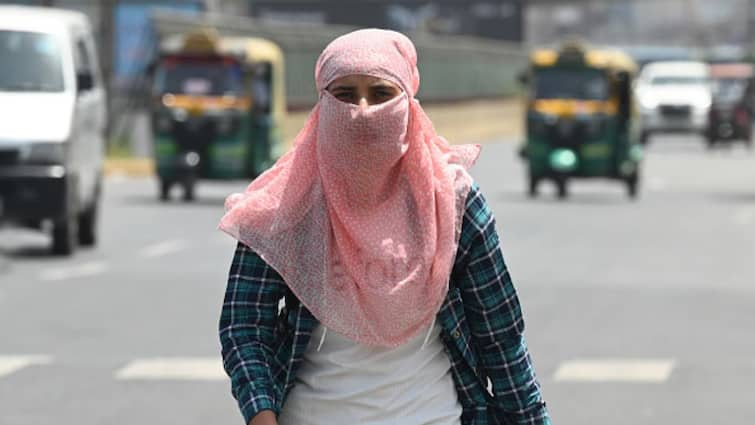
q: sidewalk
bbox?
[104,97,523,177]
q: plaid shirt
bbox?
[219,183,550,425]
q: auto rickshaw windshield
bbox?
[153,58,243,97]
[712,78,748,103]
[534,68,609,100]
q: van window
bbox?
[0,30,64,92]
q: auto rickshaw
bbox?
[519,42,643,199]
[706,63,754,148]
[149,29,286,201]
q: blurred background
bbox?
[0,1,753,424]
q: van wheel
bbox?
[78,202,98,246]
[52,211,78,256]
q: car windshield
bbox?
[153,58,243,96]
[0,30,65,92]
[712,78,748,103]
[650,75,709,86]
[534,68,609,100]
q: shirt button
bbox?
[452,330,461,339]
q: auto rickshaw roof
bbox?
[531,44,638,74]
[219,37,283,65]
[709,63,754,79]
[159,30,283,65]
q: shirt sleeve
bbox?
[219,242,287,424]
[454,184,551,425]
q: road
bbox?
[1,135,754,424]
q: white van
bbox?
[0,6,106,255]
[636,61,712,144]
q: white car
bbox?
[0,6,107,255]
[636,61,712,144]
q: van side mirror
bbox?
[77,73,94,93]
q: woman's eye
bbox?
[335,92,353,101]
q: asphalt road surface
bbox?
[1,135,754,425]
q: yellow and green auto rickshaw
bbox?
[149,29,286,201]
[519,42,643,199]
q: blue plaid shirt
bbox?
[219,183,550,425]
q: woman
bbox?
[218,29,550,425]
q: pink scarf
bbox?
[219,29,480,347]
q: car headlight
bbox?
[19,142,67,165]
[694,97,711,110]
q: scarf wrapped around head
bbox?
[219,29,480,347]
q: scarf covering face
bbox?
[219,29,481,347]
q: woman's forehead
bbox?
[328,74,401,88]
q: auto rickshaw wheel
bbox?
[159,180,171,202]
[626,174,639,200]
[640,131,651,145]
[556,179,569,200]
[528,176,539,198]
[182,182,196,202]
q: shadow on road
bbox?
[707,192,755,204]
[496,189,635,206]
[120,195,227,209]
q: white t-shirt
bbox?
[278,323,463,425]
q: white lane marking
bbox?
[554,359,676,383]
[733,208,754,225]
[115,357,226,381]
[0,355,52,378]
[139,239,189,258]
[38,262,108,282]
